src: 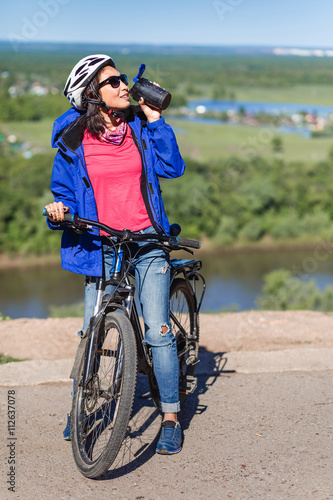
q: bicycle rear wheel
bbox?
[170,278,199,407]
[71,311,137,478]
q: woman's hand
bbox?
[139,81,162,123]
[45,201,69,222]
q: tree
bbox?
[271,136,283,153]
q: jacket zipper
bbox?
[129,124,165,235]
[58,137,94,193]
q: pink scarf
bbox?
[99,119,127,146]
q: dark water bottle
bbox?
[130,64,172,110]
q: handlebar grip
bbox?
[42,208,75,223]
[177,238,201,249]
[64,213,75,222]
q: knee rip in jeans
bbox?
[160,324,170,336]
[160,262,169,275]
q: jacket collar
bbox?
[58,105,147,152]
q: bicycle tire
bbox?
[170,278,199,407]
[71,311,137,478]
[149,277,199,409]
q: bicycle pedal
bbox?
[185,349,197,366]
[185,355,196,366]
[186,375,197,394]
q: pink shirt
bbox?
[83,125,151,232]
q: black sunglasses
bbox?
[98,74,128,89]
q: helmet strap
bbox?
[83,97,124,118]
[84,81,124,118]
[100,100,124,118]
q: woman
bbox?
[45,54,186,455]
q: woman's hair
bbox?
[82,65,115,138]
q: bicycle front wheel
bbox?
[71,311,137,479]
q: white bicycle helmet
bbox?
[63,54,115,110]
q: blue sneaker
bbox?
[156,421,183,455]
[63,413,71,441]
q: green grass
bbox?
[0,354,23,364]
[2,110,333,165]
[49,301,84,318]
[0,119,54,151]
[169,119,333,163]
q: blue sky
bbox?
[1,0,333,47]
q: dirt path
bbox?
[1,310,333,362]
[1,311,333,499]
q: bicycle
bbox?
[44,210,205,478]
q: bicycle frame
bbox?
[80,241,206,389]
[42,209,205,391]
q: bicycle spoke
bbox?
[71,312,137,478]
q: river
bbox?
[187,99,333,117]
[1,247,333,319]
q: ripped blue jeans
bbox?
[82,226,180,414]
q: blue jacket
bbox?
[48,106,185,277]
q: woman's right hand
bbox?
[45,202,69,222]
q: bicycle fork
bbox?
[81,266,136,399]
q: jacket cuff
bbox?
[146,116,165,130]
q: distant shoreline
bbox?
[1,238,332,270]
[0,253,61,270]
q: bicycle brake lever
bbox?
[178,246,194,255]
[165,242,194,255]
[69,223,88,234]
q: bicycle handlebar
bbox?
[43,210,201,249]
